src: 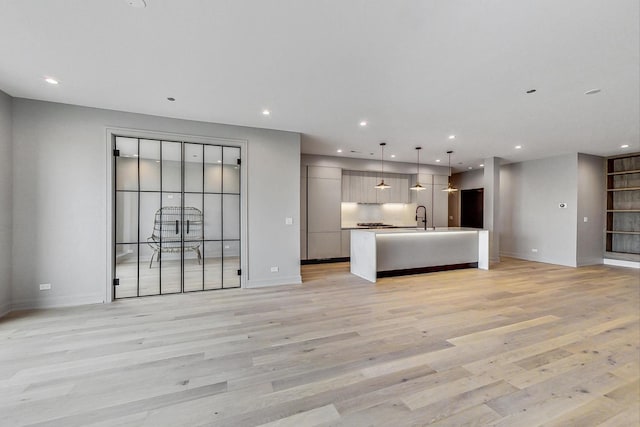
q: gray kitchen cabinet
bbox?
[343,170,410,203]
[408,174,450,227]
[341,172,351,202]
[341,230,351,257]
[306,166,342,259]
[433,177,450,227]
[363,173,378,203]
[308,175,341,232]
[308,232,341,259]
[300,166,307,260]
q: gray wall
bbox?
[0,91,11,316]
[577,154,605,266]
[499,154,579,267]
[11,98,300,309]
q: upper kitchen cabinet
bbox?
[342,170,410,203]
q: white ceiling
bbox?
[0,0,638,172]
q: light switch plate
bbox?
[285,217,293,225]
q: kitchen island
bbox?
[350,228,489,283]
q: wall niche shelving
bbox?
[606,153,640,260]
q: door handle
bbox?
[187,219,190,234]
[175,220,179,234]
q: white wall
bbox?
[11,98,300,309]
[577,154,605,266]
[0,90,11,316]
[499,154,579,267]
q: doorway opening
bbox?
[461,188,484,229]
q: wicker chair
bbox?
[147,206,203,268]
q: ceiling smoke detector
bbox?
[125,0,147,8]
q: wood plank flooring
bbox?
[0,258,638,426]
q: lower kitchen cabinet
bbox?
[341,230,351,257]
[308,232,341,259]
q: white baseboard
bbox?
[604,258,640,269]
[245,275,302,288]
[11,294,105,311]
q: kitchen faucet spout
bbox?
[416,205,427,230]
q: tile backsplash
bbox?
[342,202,418,227]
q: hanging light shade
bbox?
[375,142,391,189]
[442,150,458,193]
[410,146,425,191]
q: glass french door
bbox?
[113,136,241,299]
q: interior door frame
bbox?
[105,127,248,303]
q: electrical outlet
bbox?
[270,266,279,272]
[39,283,51,291]
[532,248,538,253]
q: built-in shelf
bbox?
[607,169,640,176]
[607,187,640,192]
[606,231,640,235]
[606,153,640,258]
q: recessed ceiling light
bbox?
[167,97,175,102]
[337,149,343,153]
[526,89,536,94]
[217,160,222,163]
[133,154,139,157]
[515,145,522,149]
[435,159,441,163]
[479,164,484,167]
[125,0,147,8]
[585,89,601,95]
[262,109,270,116]
[468,166,473,170]
[391,154,396,158]
[45,77,59,85]
[621,144,629,148]
[448,135,456,140]
[360,121,367,127]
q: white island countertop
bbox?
[350,227,489,282]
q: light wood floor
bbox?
[1,258,638,426]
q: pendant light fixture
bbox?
[410,146,425,191]
[375,142,391,189]
[442,150,458,193]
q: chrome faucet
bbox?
[416,205,427,230]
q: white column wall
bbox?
[0,90,12,317]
